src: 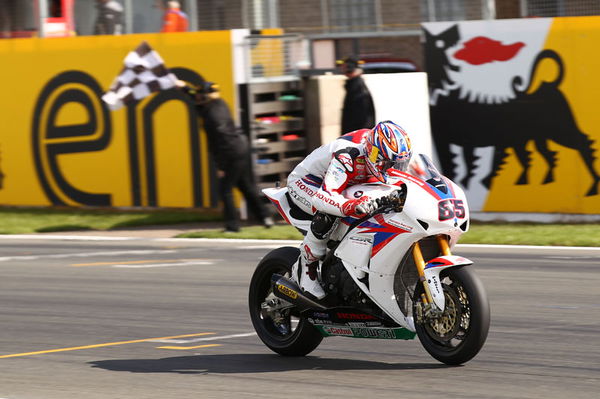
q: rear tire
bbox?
[248,246,323,356]
[413,266,490,365]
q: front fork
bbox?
[412,235,450,305]
[412,235,473,318]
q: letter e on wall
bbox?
[32,71,112,206]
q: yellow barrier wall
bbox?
[0,31,234,208]
[424,18,600,214]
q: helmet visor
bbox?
[378,157,410,173]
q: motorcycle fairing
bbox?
[334,230,373,274]
[314,325,416,340]
[333,179,470,329]
[263,187,311,234]
[356,214,411,257]
[303,307,398,328]
[423,255,473,310]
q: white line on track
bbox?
[0,235,599,251]
[0,249,177,262]
[113,261,214,268]
[0,235,139,241]
[234,245,292,249]
[150,332,257,344]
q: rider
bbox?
[287,120,413,299]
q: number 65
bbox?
[438,199,465,221]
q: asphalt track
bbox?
[1,236,599,399]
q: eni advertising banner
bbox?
[0,31,234,208]
[423,17,600,214]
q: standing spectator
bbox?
[0,0,11,38]
[339,56,375,135]
[93,0,123,35]
[177,79,273,232]
[161,1,189,33]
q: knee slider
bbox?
[311,212,337,240]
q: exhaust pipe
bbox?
[271,274,327,311]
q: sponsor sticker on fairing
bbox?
[349,236,373,246]
[323,326,354,336]
[317,325,417,339]
[321,326,396,339]
[277,284,298,299]
[352,328,396,339]
[386,219,413,232]
[336,312,377,320]
[310,319,332,325]
[429,275,441,295]
[347,322,367,327]
[288,187,312,208]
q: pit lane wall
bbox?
[0,31,237,208]
[424,17,600,216]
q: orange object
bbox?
[161,9,189,32]
[282,134,299,141]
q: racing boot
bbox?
[298,257,326,300]
[291,243,326,299]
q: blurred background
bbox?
[3,1,600,69]
[2,0,600,222]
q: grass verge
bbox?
[460,223,600,247]
[0,207,221,234]
[0,207,598,247]
[178,223,600,247]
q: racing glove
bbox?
[375,188,405,212]
[342,196,377,218]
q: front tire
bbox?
[413,266,490,365]
[248,246,323,356]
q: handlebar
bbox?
[374,185,407,214]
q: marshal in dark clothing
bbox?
[340,57,375,134]
[199,97,248,169]
[180,80,273,232]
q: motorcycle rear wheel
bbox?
[248,246,323,356]
[413,266,490,365]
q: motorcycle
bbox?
[248,154,490,365]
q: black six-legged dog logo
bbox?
[425,25,600,196]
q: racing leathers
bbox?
[287,129,378,298]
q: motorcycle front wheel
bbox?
[248,246,323,356]
[413,266,490,365]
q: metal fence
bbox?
[522,0,600,17]
[244,34,309,81]
[2,0,600,39]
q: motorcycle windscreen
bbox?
[408,154,452,194]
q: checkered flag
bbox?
[102,41,178,111]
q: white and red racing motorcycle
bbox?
[248,154,490,365]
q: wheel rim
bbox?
[254,265,300,341]
[419,276,472,350]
